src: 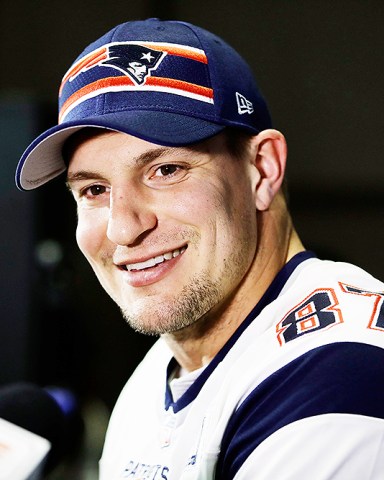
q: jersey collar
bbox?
[165,250,316,412]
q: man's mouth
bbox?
[120,246,187,272]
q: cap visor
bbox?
[16,110,225,190]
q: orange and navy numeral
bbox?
[340,282,384,332]
[276,288,343,345]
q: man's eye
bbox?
[83,185,107,197]
[155,164,180,177]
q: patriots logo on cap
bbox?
[59,41,214,123]
[100,44,165,85]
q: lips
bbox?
[120,246,187,272]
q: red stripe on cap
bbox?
[59,76,213,123]
[59,47,108,96]
[59,76,134,122]
[144,43,208,63]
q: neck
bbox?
[163,197,305,372]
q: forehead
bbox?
[63,128,117,164]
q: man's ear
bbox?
[249,129,287,211]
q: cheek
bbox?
[75,210,107,261]
[159,184,214,226]
[217,181,258,254]
[174,176,251,228]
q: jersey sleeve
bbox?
[215,341,384,480]
[233,413,384,479]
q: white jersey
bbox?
[99,252,384,479]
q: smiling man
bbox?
[16,19,384,480]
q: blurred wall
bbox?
[1,0,383,406]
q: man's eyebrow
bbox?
[66,146,191,188]
[132,147,175,167]
[66,170,105,189]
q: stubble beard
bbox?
[120,272,221,337]
[119,243,253,338]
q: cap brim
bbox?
[16,110,225,191]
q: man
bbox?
[16,19,384,479]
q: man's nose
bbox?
[106,186,157,246]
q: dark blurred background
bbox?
[1,0,384,477]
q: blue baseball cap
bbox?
[16,18,272,190]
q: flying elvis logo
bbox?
[66,44,166,86]
[58,41,214,123]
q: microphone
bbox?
[0,382,82,480]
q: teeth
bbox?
[126,247,186,271]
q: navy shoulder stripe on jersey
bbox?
[165,251,316,412]
[215,341,384,480]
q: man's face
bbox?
[67,131,259,336]
[128,62,147,82]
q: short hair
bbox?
[223,128,254,161]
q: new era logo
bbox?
[236,92,254,115]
